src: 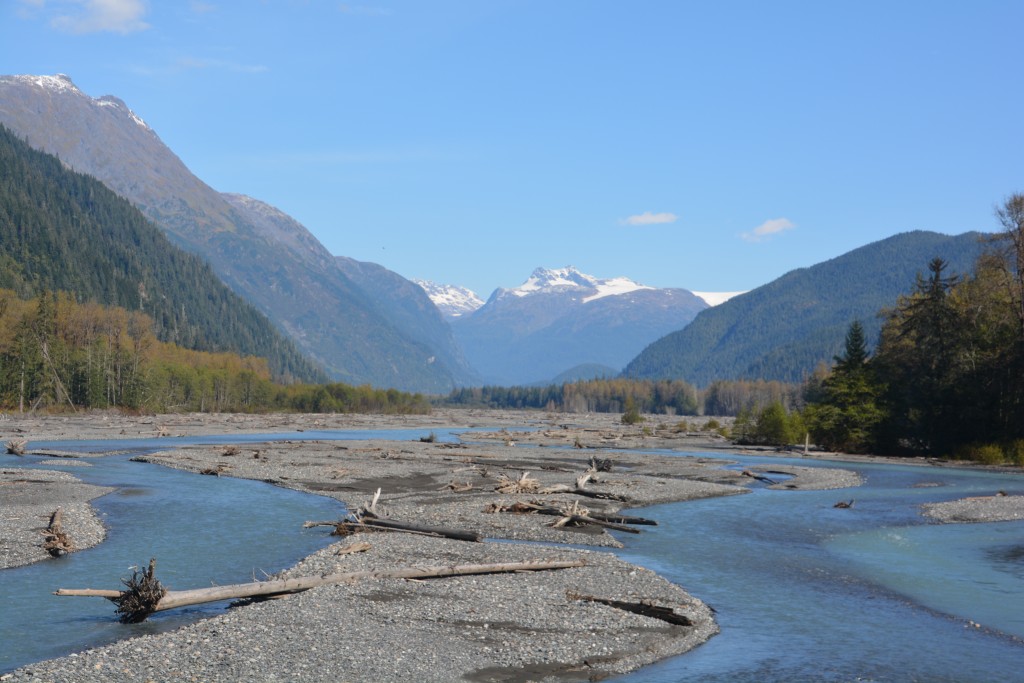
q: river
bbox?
[2,432,1023,681]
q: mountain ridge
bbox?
[0,73,471,393]
[451,266,707,385]
[0,122,325,382]
[623,230,990,386]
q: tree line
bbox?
[0,289,429,415]
[443,377,799,417]
[801,194,1024,464]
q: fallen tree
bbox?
[304,488,482,542]
[55,556,586,623]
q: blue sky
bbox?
[3,1,1023,299]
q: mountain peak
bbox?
[500,265,654,303]
[2,73,81,94]
[1,73,152,131]
[515,266,597,295]
[415,280,484,319]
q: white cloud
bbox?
[742,217,795,242]
[50,0,150,34]
[621,211,678,227]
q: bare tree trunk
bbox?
[55,559,585,621]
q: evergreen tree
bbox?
[804,321,886,453]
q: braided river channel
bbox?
[3,429,1024,681]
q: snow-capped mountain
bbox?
[493,266,655,304]
[450,266,708,386]
[414,280,484,319]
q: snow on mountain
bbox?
[582,276,655,303]
[1,74,152,131]
[692,291,747,307]
[450,266,708,385]
[415,280,484,319]
[498,266,654,303]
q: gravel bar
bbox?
[1,410,867,682]
[0,467,112,570]
[922,494,1024,523]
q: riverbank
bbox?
[2,408,1019,682]
[0,467,112,570]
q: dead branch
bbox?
[495,471,540,494]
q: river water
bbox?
[3,432,1024,681]
[613,453,1024,682]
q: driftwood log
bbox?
[56,557,586,623]
[484,501,649,534]
[41,508,74,556]
[305,488,482,542]
[568,591,693,626]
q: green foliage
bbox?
[802,194,1024,461]
[738,401,803,447]
[621,396,644,425]
[804,321,887,453]
[954,444,1005,465]
[624,231,988,387]
[0,124,324,383]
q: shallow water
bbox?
[612,454,1024,682]
[0,427,458,674]
[4,433,1024,680]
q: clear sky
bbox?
[3,1,1023,299]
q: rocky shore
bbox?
[0,466,112,570]
[1,409,1019,682]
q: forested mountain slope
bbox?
[623,231,989,386]
[0,74,469,393]
[0,124,324,382]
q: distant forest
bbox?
[444,378,799,418]
[0,290,429,414]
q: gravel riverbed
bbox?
[3,409,1018,682]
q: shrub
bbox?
[621,397,644,425]
[958,443,1005,465]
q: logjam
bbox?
[484,501,653,533]
[568,591,692,626]
[56,557,585,623]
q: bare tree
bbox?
[993,193,1024,340]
